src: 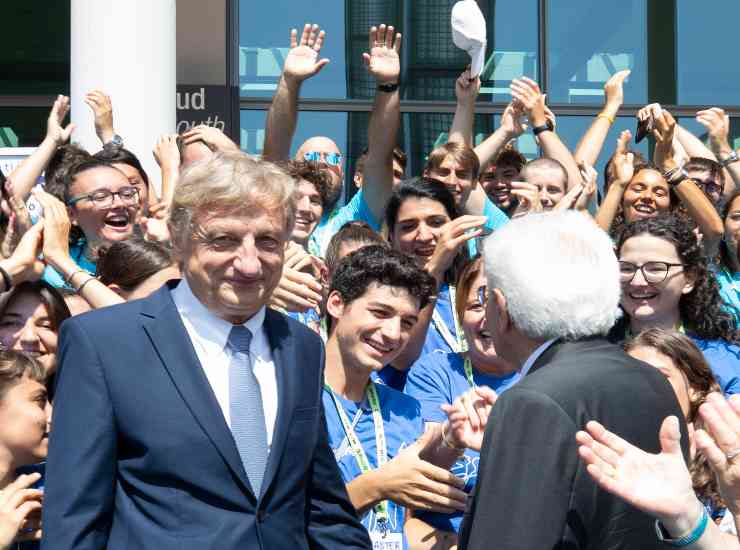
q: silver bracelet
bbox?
[720,150,739,167]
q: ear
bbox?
[107,283,126,298]
[66,205,78,225]
[325,290,346,321]
[492,288,511,332]
[353,172,363,189]
[681,268,697,295]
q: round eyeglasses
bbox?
[68,186,140,209]
[618,261,685,284]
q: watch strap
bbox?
[532,123,552,136]
[720,150,739,167]
[654,505,708,547]
[377,82,399,93]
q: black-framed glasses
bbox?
[692,178,723,197]
[477,285,487,307]
[68,186,140,208]
[618,261,685,284]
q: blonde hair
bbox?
[168,152,298,251]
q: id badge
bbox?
[369,530,403,550]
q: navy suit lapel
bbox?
[139,283,255,497]
[260,308,298,499]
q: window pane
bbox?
[0,108,48,148]
[554,115,650,189]
[239,1,351,99]
[677,1,740,105]
[0,4,70,94]
[479,0,539,102]
[546,0,647,105]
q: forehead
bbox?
[620,233,680,261]
[194,206,286,235]
[355,283,420,315]
[4,291,47,318]
[111,163,143,181]
[525,166,565,188]
[297,179,319,195]
[397,197,448,220]
[73,166,129,193]
[686,167,712,180]
[297,137,341,156]
[434,155,467,171]
[631,169,667,188]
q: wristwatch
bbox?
[664,167,690,187]
[377,82,399,93]
[532,120,554,136]
[720,150,739,167]
[103,134,124,150]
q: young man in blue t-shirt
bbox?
[322,245,471,549]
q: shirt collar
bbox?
[171,277,266,353]
[519,338,558,378]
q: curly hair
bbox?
[280,160,338,214]
[719,189,740,270]
[329,245,436,312]
[614,215,740,343]
[625,328,724,510]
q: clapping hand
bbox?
[441,385,498,452]
[46,95,75,147]
[362,24,402,84]
[509,180,543,218]
[651,109,679,173]
[510,78,547,127]
[603,70,631,115]
[500,100,528,138]
[283,24,330,85]
[696,108,732,155]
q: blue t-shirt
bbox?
[404,351,520,532]
[714,266,740,328]
[421,284,459,359]
[308,189,380,257]
[42,241,96,289]
[691,336,740,396]
[375,365,409,392]
[323,383,424,548]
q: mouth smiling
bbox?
[363,336,396,358]
[632,202,656,217]
[104,210,131,230]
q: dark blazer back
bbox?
[459,338,688,550]
[42,282,370,550]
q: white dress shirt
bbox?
[519,338,558,378]
[171,278,278,448]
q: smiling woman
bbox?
[0,282,71,378]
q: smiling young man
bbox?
[322,245,470,549]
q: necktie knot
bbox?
[228,325,253,354]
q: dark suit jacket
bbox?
[42,282,371,550]
[458,337,689,550]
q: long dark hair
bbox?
[719,189,740,271]
[625,328,724,510]
[0,281,71,334]
[97,237,175,290]
[385,177,467,284]
[93,147,149,186]
[614,215,739,342]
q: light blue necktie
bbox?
[227,325,268,496]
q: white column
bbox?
[71,0,176,193]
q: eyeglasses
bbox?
[618,261,685,284]
[68,186,140,208]
[477,285,487,307]
[303,151,343,166]
[692,178,723,197]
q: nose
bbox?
[296,195,311,213]
[380,317,402,343]
[232,239,263,278]
[18,323,40,347]
[416,222,434,243]
[45,401,53,426]
[630,267,650,286]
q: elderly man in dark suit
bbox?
[42,152,371,549]
[458,211,688,550]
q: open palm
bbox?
[576,417,697,519]
[283,24,329,83]
[362,24,401,83]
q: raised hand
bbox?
[500,100,528,138]
[182,125,239,153]
[362,24,402,84]
[441,385,498,452]
[574,162,598,211]
[510,77,547,126]
[84,90,115,144]
[455,68,480,106]
[283,24,330,85]
[696,108,731,154]
[652,109,678,173]
[32,189,71,270]
[46,95,75,146]
[576,417,699,527]
[603,69,630,115]
[0,473,44,547]
[152,134,181,172]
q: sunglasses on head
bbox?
[303,151,343,166]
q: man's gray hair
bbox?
[483,211,620,340]
[168,151,298,251]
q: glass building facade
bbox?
[4,1,740,195]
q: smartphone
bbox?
[635,118,651,143]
